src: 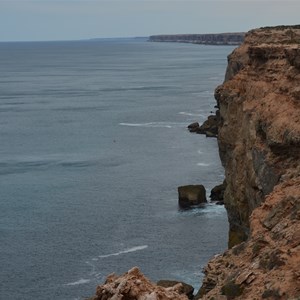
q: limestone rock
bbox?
[188,112,220,137]
[157,280,194,299]
[178,185,207,208]
[91,267,189,300]
[210,181,226,204]
[187,122,200,132]
[196,114,219,137]
[199,25,300,300]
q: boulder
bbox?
[91,267,189,300]
[178,185,207,208]
[187,122,200,132]
[196,113,220,137]
[210,181,227,204]
[157,280,194,300]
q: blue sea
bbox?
[0,39,235,299]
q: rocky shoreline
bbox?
[89,25,300,300]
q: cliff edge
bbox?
[199,25,300,299]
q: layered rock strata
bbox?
[199,25,300,299]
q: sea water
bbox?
[0,39,235,299]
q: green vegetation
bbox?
[221,280,244,299]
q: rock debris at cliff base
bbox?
[89,267,189,300]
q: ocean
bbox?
[0,39,235,299]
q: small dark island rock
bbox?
[188,111,220,138]
[187,122,200,132]
[210,181,227,205]
[178,185,207,208]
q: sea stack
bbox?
[178,185,207,208]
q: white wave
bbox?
[197,150,203,154]
[119,122,152,127]
[98,245,148,258]
[197,162,211,167]
[65,278,91,286]
[178,111,206,117]
[119,122,184,129]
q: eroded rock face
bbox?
[199,25,300,299]
[91,267,189,300]
[216,25,300,247]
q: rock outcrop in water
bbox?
[198,25,300,300]
[178,185,207,208]
[188,113,220,138]
[149,33,245,45]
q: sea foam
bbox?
[119,122,185,128]
[98,245,148,258]
[65,278,91,286]
[197,162,211,167]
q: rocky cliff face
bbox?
[199,25,300,299]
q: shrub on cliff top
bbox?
[221,280,244,299]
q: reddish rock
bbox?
[91,267,189,300]
[199,25,300,300]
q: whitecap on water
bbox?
[196,162,211,167]
[98,245,148,258]
[119,122,185,129]
[65,278,91,286]
[178,111,206,118]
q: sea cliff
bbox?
[199,25,300,299]
[90,25,300,300]
[149,33,245,45]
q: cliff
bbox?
[89,25,300,300]
[149,33,245,45]
[199,25,300,299]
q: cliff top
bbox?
[244,25,300,44]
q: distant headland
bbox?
[149,32,245,45]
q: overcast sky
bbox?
[0,0,299,41]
